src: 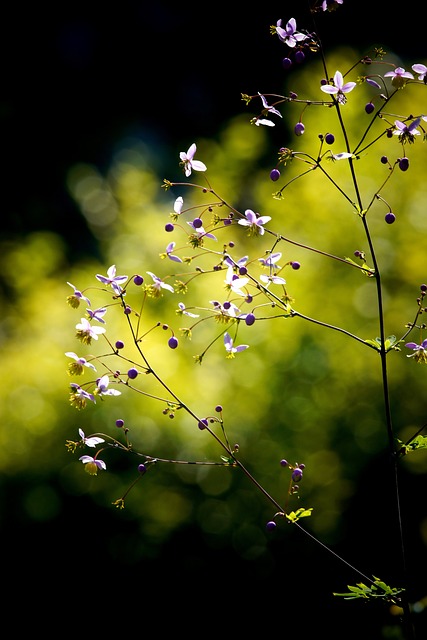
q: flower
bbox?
[238,209,271,236]
[95,375,121,397]
[412,63,427,82]
[393,118,421,143]
[224,332,249,357]
[177,302,199,318]
[96,265,128,294]
[384,67,414,88]
[86,307,107,323]
[79,428,104,448]
[146,271,174,297]
[321,70,356,104]
[210,300,242,320]
[321,0,343,10]
[69,383,96,409]
[174,196,184,214]
[255,93,282,127]
[75,317,106,345]
[165,242,183,263]
[79,455,106,475]
[405,339,427,363]
[276,18,307,48]
[179,143,207,177]
[224,266,249,296]
[66,282,91,308]
[187,220,217,241]
[260,274,287,286]
[65,351,97,375]
[259,252,282,268]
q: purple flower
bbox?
[405,339,427,363]
[393,118,421,143]
[75,317,106,345]
[187,220,217,241]
[165,241,183,263]
[224,332,249,357]
[412,63,427,82]
[96,265,128,294]
[69,383,96,409]
[179,143,207,177]
[384,67,414,88]
[78,428,104,448]
[65,351,97,375]
[321,70,356,104]
[95,375,121,397]
[67,282,91,308]
[79,455,106,475]
[238,209,271,236]
[276,18,307,48]
[86,307,107,323]
[146,271,174,297]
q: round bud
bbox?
[291,261,301,270]
[292,468,303,482]
[282,57,292,70]
[115,340,125,350]
[215,405,223,412]
[365,101,375,114]
[124,306,131,314]
[239,266,248,275]
[420,284,427,292]
[165,223,174,232]
[115,419,125,428]
[280,459,288,467]
[133,275,144,285]
[385,212,396,224]
[289,91,298,100]
[294,122,305,136]
[325,133,335,145]
[266,520,277,532]
[399,157,409,172]
[245,295,253,304]
[295,50,305,64]
[168,336,179,349]
[138,464,147,474]
[198,419,208,430]
[192,217,203,228]
[245,313,256,326]
[270,168,280,182]
[127,368,138,379]
[380,155,388,164]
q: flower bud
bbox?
[294,122,305,136]
[270,168,281,182]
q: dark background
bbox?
[3,3,426,637]
[3,1,425,243]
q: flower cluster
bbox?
[63,3,427,630]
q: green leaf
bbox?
[286,507,313,523]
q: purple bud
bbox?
[124,306,131,315]
[280,459,288,467]
[266,520,277,532]
[292,468,303,482]
[115,340,125,350]
[365,102,375,114]
[133,275,144,285]
[325,133,335,145]
[193,218,203,228]
[291,261,301,270]
[138,464,147,474]
[245,313,256,326]
[115,419,125,428]
[168,336,179,349]
[198,419,208,430]
[239,266,248,275]
[294,50,305,64]
[399,157,409,172]
[294,122,305,136]
[385,212,396,224]
[215,405,223,412]
[420,284,427,292]
[282,57,292,70]
[380,155,388,164]
[270,168,281,182]
[128,368,138,379]
[165,223,174,232]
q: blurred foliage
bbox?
[1,47,427,612]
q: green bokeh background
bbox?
[3,6,427,638]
